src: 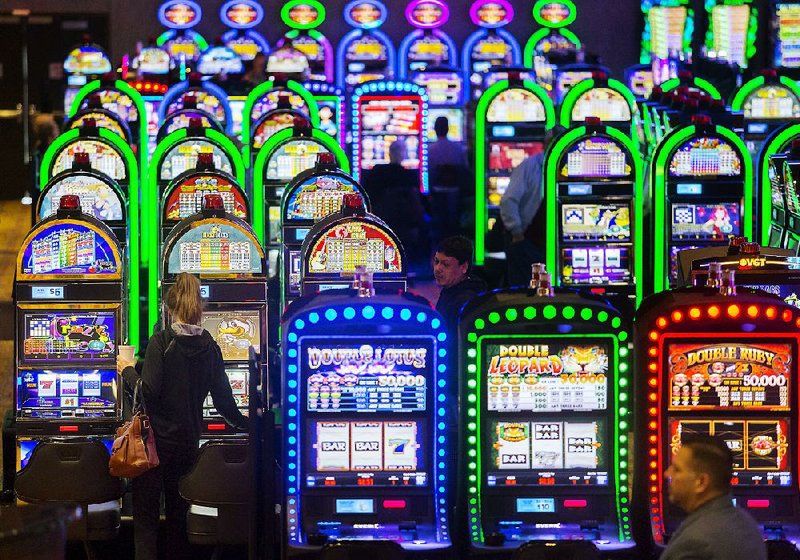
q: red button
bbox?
[207,424,227,431]
[383,500,407,510]
[563,499,588,508]
[590,288,606,295]
[747,499,770,509]
[59,425,78,432]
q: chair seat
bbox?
[186,504,248,545]
[66,501,120,541]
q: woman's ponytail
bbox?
[165,272,203,325]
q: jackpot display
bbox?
[704,0,758,69]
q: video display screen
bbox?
[488,176,510,207]
[285,175,360,221]
[670,244,700,282]
[306,419,427,486]
[487,89,546,123]
[555,71,593,103]
[670,419,791,486]
[775,3,800,68]
[79,89,138,123]
[159,111,216,139]
[203,366,249,415]
[412,72,462,106]
[265,140,326,181]
[40,175,123,222]
[648,6,688,59]
[488,420,608,486]
[482,340,609,412]
[197,46,244,76]
[288,249,301,295]
[317,101,340,139]
[668,137,742,176]
[426,108,464,142]
[166,221,263,275]
[252,111,296,149]
[165,91,226,124]
[266,46,310,75]
[407,35,450,67]
[745,284,800,310]
[164,35,202,63]
[743,85,800,119]
[21,223,118,277]
[562,137,630,178]
[488,142,543,174]
[17,369,117,418]
[132,46,171,75]
[561,247,631,284]
[571,88,632,122]
[52,140,125,180]
[358,96,422,171]
[710,4,750,67]
[161,141,234,181]
[250,91,308,124]
[201,309,261,362]
[21,310,116,362]
[671,203,740,241]
[64,45,111,75]
[301,338,432,413]
[306,221,402,275]
[69,113,126,140]
[667,342,792,410]
[628,69,654,98]
[164,175,247,222]
[562,204,631,242]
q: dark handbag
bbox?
[109,379,159,478]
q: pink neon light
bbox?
[469,0,513,28]
[405,0,449,30]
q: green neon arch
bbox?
[660,76,722,100]
[251,126,348,246]
[651,124,752,293]
[474,79,556,265]
[757,124,800,244]
[241,79,321,165]
[523,28,581,68]
[731,75,800,112]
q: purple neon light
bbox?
[405,0,449,30]
[469,0,513,28]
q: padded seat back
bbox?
[179,440,251,506]
[510,540,602,560]
[319,540,406,560]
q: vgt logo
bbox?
[739,257,767,268]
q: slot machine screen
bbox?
[133,46,171,75]
[711,4,750,67]
[201,309,262,362]
[775,3,800,68]
[743,283,800,310]
[167,222,263,275]
[743,86,800,119]
[555,71,593,103]
[469,35,513,88]
[88,89,138,122]
[488,142,543,173]
[165,35,202,63]
[413,72,462,106]
[204,365,249,415]
[671,202,740,241]
[669,419,791,485]
[665,341,792,411]
[17,369,117,418]
[40,175,123,222]
[487,89,546,123]
[64,45,112,75]
[52,141,126,180]
[160,111,216,138]
[265,140,327,181]
[426,108,464,142]
[561,138,631,178]
[166,91,226,124]
[252,111,296,149]
[250,91,308,124]
[160,141,234,181]
[345,37,389,87]
[669,137,743,176]
[69,113,126,140]
[628,69,654,98]
[267,47,310,75]
[20,310,116,363]
[284,175,359,221]
[670,245,700,282]
[408,36,448,69]
[20,223,118,276]
[358,96,422,171]
[771,161,786,210]
[561,204,631,242]
[571,88,632,123]
[648,6,688,59]
[561,246,632,284]
[306,221,402,274]
[316,100,340,139]
[164,176,247,222]
[196,46,244,76]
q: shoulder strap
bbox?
[161,327,176,359]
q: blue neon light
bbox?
[398,29,458,80]
[343,0,388,29]
[219,0,264,29]
[158,81,233,134]
[159,0,202,30]
[461,28,522,99]
[335,28,397,90]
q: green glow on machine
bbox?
[639,0,693,63]
[474,79,555,266]
[659,76,722,100]
[755,123,800,245]
[704,0,758,69]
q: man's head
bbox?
[389,139,408,165]
[434,236,473,288]
[665,435,732,513]
[544,124,567,150]
[434,116,450,139]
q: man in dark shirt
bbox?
[434,236,487,333]
[661,434,766,560]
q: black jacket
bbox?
[123,326,249,458]
[435,276,488,333]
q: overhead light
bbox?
[20,191,33,205]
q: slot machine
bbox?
[731,70,800,164]
[66,94,134,147]
[625,64,655,100]
[13,194,124,478]
[147,122,246,329]
[781,157,800,254]
[648,114,752,294]
[220,0,271,63]
[411,66,465,148]
[757,124,800,247]
[247,95,317,170]
[38,153,140,350]
[282,282,451,553]
[277,0,334,84]
[302,82,345,146]
[558,72,639,143]
[62,37,112,116]
[523,0,582,95]
[195,41,244,87]
[553,64,610,106]
[127,42,172,157]
[337,0,396,94]
[351,81,429,193]
[398,0,457,79]
[160,74,233,135]
[299,195,407,296]
[252,117,348,275]
[156,0,208,72]
[544,118,645,316]
[633,275,800,552]
[155,100,225,145]
[473,75,555,266]
[463,0,521,102]
[280,155,370,310]
[160,194,267,437]
[772,1,800,79]
[458,266,634,554]
[702,0,758,70]
[639,0,693,65]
